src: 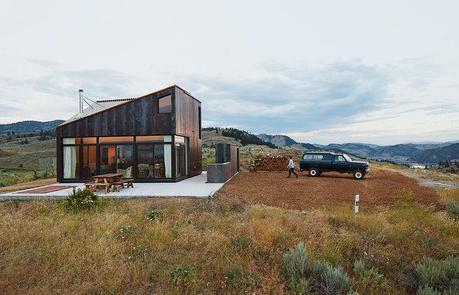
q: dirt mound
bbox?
[215,168,440,211]
[254,154,297,171]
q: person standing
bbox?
[287,156,298,178]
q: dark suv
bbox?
[300,152,369,180]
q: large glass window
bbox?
[175,136,188,178]
[137,144,154,179]
[63,146,79,179]
[137,143,171,179]
[61,135,179,180]
[100,145,134,178]
[81,145,97,179]
[159,95,172,113]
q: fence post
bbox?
[354,194,360,214]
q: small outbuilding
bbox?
[56,85,202,182]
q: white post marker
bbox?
[354,194,360,214]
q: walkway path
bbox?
[0,172,224,201]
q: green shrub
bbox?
[282,243,354,294]
[415,256,459,293]
[146,209,164,221]
[169,264,195,286]
[282,243,311,293]
[445,200,459,221]
[353,259,385,293]
[224,264,259,290]
[313,260,352,295]
[353,259,384,283]
[63,188,99,212]
[417,286,442,295]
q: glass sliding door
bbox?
[175,136,188,178]
[137,144,154,179]
[100,145,133,178]
[136,143,172,179]
[81,145,97,179]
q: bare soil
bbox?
[215,168,440,211]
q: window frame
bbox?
[158,95,172,113]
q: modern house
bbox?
[56,85,202,182]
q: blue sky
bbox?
[0,0,458,144]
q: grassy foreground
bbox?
[0,189,458,294]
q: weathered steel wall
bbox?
[215,143,239,175]
[56,87,174,138]
[174,87,202,177]
[207,162,232,183]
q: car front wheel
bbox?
[309,168,319,177]
[353,170,365,180]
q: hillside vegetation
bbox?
[0,120,63,134]
[0,134,55,186]
[203,127,276,148]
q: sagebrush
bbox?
[63,188,99,212]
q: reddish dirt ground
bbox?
[215,168,440,211]
[15,185,75,194]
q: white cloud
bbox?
[0,0,458,144]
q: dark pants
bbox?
[288,168,298,178]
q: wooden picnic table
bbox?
[89,173,124,193]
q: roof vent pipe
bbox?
[78,89,84,113]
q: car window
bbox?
[303,154,324,160]
[335,155,346,162]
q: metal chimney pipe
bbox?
[78,89,84,113]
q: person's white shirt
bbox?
[288,159,294,169]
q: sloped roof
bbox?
[59,85,201,128]
[62,98,135,125]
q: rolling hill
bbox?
[257,134,319,151]
[0,120,64,134]
[203,128,276,148]
[408,143,459,163]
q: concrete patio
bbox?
[0,172,224,201]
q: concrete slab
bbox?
[0,172,224,201]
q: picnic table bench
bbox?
[85,173,133,193]
[110,178,134,192]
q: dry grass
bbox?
[0,192,457,294]
[0,168,457,293]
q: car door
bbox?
[332,155,351,172]
[320,154,333,171]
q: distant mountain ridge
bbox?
[0,120,64,134]
[1,120,457,164]
[258,133,459,164]
[409,143,459,163]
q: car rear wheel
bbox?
[309,168,319,177]
[353,170,365,180]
